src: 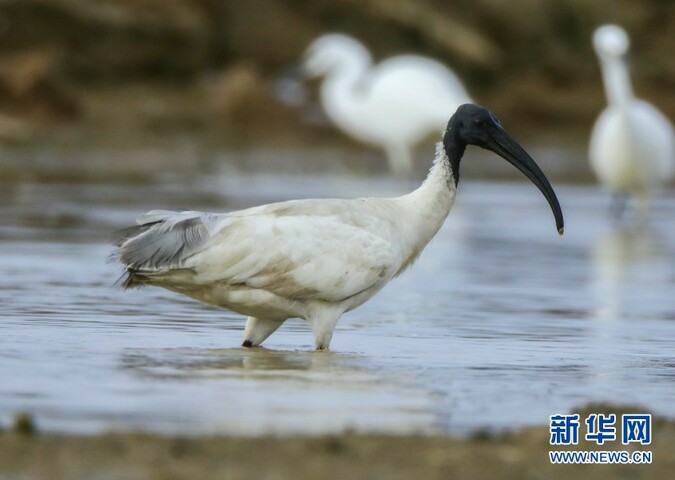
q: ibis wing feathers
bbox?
[114,210,223,271]
[192,200,399,302]
[117,200,401,302]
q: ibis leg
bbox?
[308,312,342,351]
[242,316,284,347]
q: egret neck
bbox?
[601,59,634,109]
[320,51,371,126]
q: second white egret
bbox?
[303,33,472,175]
[589,24,674,217]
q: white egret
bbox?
[589,24,674,217]
[114,104,564,351]
[303,33,472,175]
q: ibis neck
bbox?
[600,57,634,107]
[418,142,458,194]
[395,143,457,256]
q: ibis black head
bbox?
[444,104,564,235]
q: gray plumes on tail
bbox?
[112,210,218,288]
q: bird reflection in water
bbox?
[591,225,669,321]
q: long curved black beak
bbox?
[487,127,565,235]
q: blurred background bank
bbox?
[0,0,671,182]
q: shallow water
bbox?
[1,168,675,436]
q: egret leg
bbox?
[242,316,284,347]
[635,192,651,220]
[385,144,413,177]
[308,312,342,351]
[610,192,629,221]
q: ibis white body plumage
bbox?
[304,34,472,174]
[116,150,454,350]
[114,105,564,350]
[589,25,674,214]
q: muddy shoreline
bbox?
[2,414,673,480]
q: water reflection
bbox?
[121,347,363,378]
[591,225,670,321]
[1,173,675,436]
[116,347,440,435]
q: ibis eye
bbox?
[473,118,486,128]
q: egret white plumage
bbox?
[590,24,674,217]
[113,104,564,351]
[303,33,472,175]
